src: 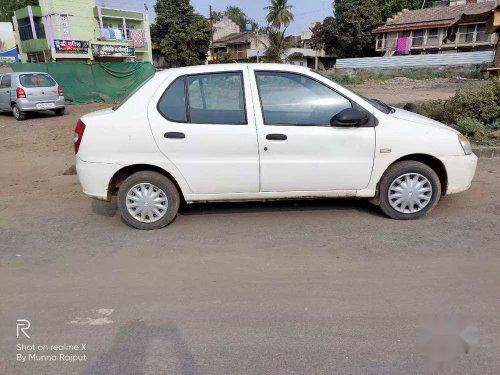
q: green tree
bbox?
[152,0,211,67]
[0,0,38,23]
[213,6,258,31]
[379,0,431,21]
[264,28,293,63]
[311,0,382,58]
[264,0,294,30]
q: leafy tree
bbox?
[152,0,210,67]
[379,0,431,21]
[213,6,258,31]
[311,0,382,58]
[264,28,293,63]
[264,0,294,30]
[0,0,38,23]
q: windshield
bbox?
[20,74,56,88]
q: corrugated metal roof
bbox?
[373,1,498,32]
[336,51,495,69]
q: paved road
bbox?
[1,107,500,374]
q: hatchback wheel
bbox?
[12,104,26,121]
[117,171,180,230]
[379,161,441,220]
[54,108,65,116]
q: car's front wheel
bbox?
[379,161,441,220]
[117,171,180,230]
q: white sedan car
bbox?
[75,64,477,230]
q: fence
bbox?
[10,62,155,104]
[336,51,495,70]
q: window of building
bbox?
[465,24,476,42]
[255,71,352,126]
[158,72,247,125]
[427,28,439,46]
[412,30,425,46]
[476,24,488,42]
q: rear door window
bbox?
[0,75,11,88]
[20,74,56,88]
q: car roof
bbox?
[154,63,312,78]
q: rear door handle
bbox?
[164,132,185,139]
[266,134,287,141]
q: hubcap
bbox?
[388,173,432,214]
[126,183,168,223]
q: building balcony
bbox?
[376,32,495,52]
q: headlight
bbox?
[458,134,472,155]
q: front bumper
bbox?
[438,153,478,195]
[76,157,123,201]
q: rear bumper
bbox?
[76,157,123,201]
[438,153,478,195]
[16,97,65,111]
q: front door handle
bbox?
[266,133,287,141]
[164,132,185,139]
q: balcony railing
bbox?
[228,50,247,60]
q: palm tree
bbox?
[264,28,293,63]
[264,0,294,30]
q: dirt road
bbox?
[1,105,500,374]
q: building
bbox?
[11,0,152,63]
[373,0,498,56]
[211,16,269,62]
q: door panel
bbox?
[0,74,11,110]
[250,69,376,192]
[148,70,260,195]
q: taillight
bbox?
[58,85,63,96]
[74,119,86,154]
[16,87,26,98]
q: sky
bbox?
[99,0,334,35]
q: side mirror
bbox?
[330,108,369,127]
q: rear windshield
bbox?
[20,74,56,88]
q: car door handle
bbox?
[164,132,185,139]
[266,134,287,141]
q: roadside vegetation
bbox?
[407,78,500,145]
[328,68,485,85]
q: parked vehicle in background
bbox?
[75,64,478,230]
[0,72,65,120]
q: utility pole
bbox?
[256,28,260,63]
[209,5,215,63]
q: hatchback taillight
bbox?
[16,87,26,98]
[74,120,86,154]
[58,85,63,96]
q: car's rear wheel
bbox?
[12,104,25,121]
[54,108,65,116]
[117,171,180,230]
[379,161,441,220]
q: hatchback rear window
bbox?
[20,74,56,88]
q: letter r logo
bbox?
[17,320,30,338]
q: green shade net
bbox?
[10,62,155,104]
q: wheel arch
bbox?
[108,164,186,202]
[385,154,448,195]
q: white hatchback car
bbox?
[75,64,477,229]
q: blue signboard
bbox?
[0,22,19,63]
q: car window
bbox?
[0,74,11,88]
[255,71,352,126]
[19,74,56,88]
[158,72,247,125]
[157,76,187,122]
[187,72,246,124]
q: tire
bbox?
[117,171,180,230]
[12,104,25,121]
[379,161,441,220]
[54,108,65,116]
